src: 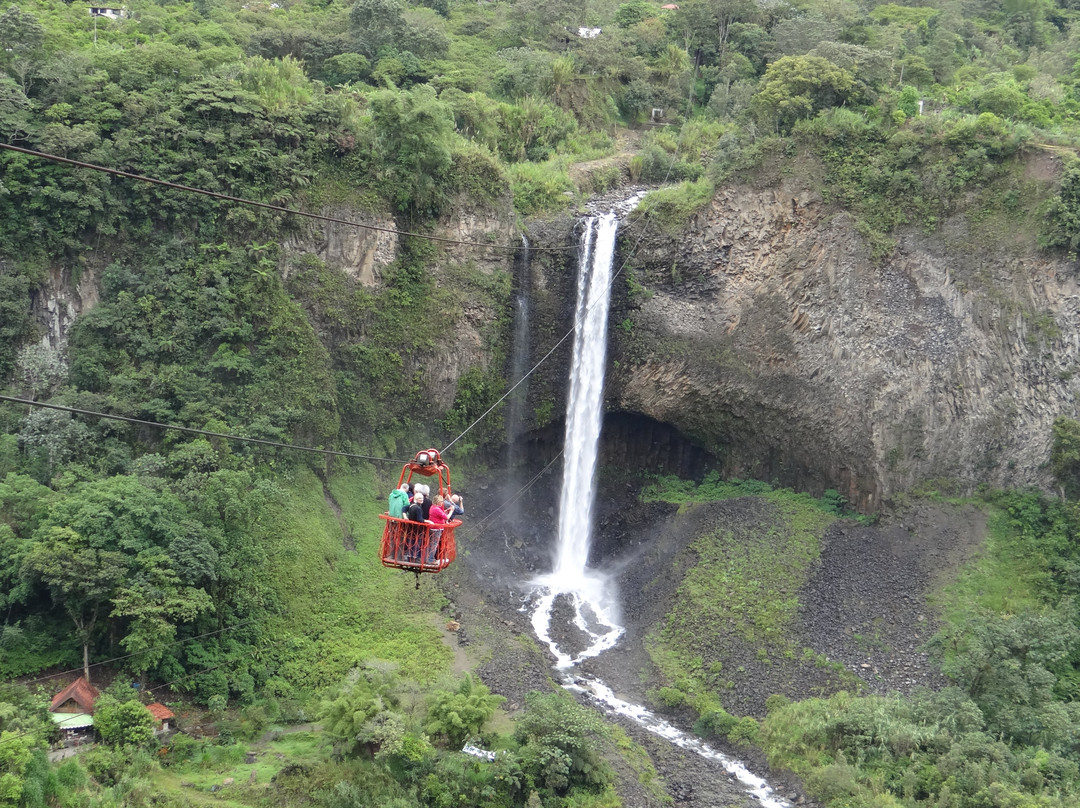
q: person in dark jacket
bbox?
[446,493,464,519]
[405,492,426,561]
[416,483,433,520]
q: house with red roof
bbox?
[49,679,100,714]
[48,679,100,740]
[145,702,176,732]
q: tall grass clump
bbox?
[638,178,715,233]
[507,160,575,215]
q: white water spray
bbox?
[526,198,790,808]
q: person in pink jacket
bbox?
[426,494,449,564]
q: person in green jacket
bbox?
[388,484,410,518]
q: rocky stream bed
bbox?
[440,472,988,807]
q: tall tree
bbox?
[0,5,45,93]
[750,54,854,132]
[349,0,407,59]
[22,527,126,682]
[21,476,212,681]
[111,552,212,678]
[673,0,761,64]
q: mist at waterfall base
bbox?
[522,206,791,808]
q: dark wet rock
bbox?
[546,594,595,659]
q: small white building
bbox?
[577,27,602,39]
[88,7,127,19]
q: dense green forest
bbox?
[5,0,1080,805]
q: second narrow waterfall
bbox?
[507,235,531,469]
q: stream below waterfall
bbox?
[521,199,791,808]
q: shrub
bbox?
[424,674,505,748]
[693,708,738,738]
[1040,157,1080,254]
[508,160,574,215]
[764,694,791,714]
[514,692,612,796]
[639,179,716,234]
[448,143,507,205]
[897,86,920,118]
[727,716,759,745]
[655,686,686,708]
[807,759,863,803]
[161,732,201,766]
[93,695,157,749]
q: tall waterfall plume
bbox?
[529,212,623,667]
[523,197,790,808]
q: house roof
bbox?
[146,702,175,721]
[49,679,101,713]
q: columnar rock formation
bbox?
[604,166,1078,508]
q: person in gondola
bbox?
[416,483,434,520]
[387,484,411,560]
[427,495,448,564]
[388,484,410,518]
[447,493,464,520]
[405,491,426,562]
[378,449,458,575]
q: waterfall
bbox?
[507,235,531,468]
[523,197,791,808]
[554,216,615,578]
[530,212,623,667]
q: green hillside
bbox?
[5,0,1080,804]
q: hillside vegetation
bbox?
[5,0,1080,805]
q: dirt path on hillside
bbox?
[566,127,646,188]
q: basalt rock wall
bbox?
[599,159,1079,510]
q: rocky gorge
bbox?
[29,152,1079,514]
[15,145,1079,808]
[491,152,1076,513]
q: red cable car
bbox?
[379,449,461,577]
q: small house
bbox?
[49,678,100,714]
[49,679,100,742]
[88,7,127,19]
[146,702,176,733]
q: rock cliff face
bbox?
[598,162,1079,509]
[26,160,1078,509]
[32,264,100,350]
[279,197,519,409]
[281,206,400,289]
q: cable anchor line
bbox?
[0,143,576,254]
[0,395,408,465]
